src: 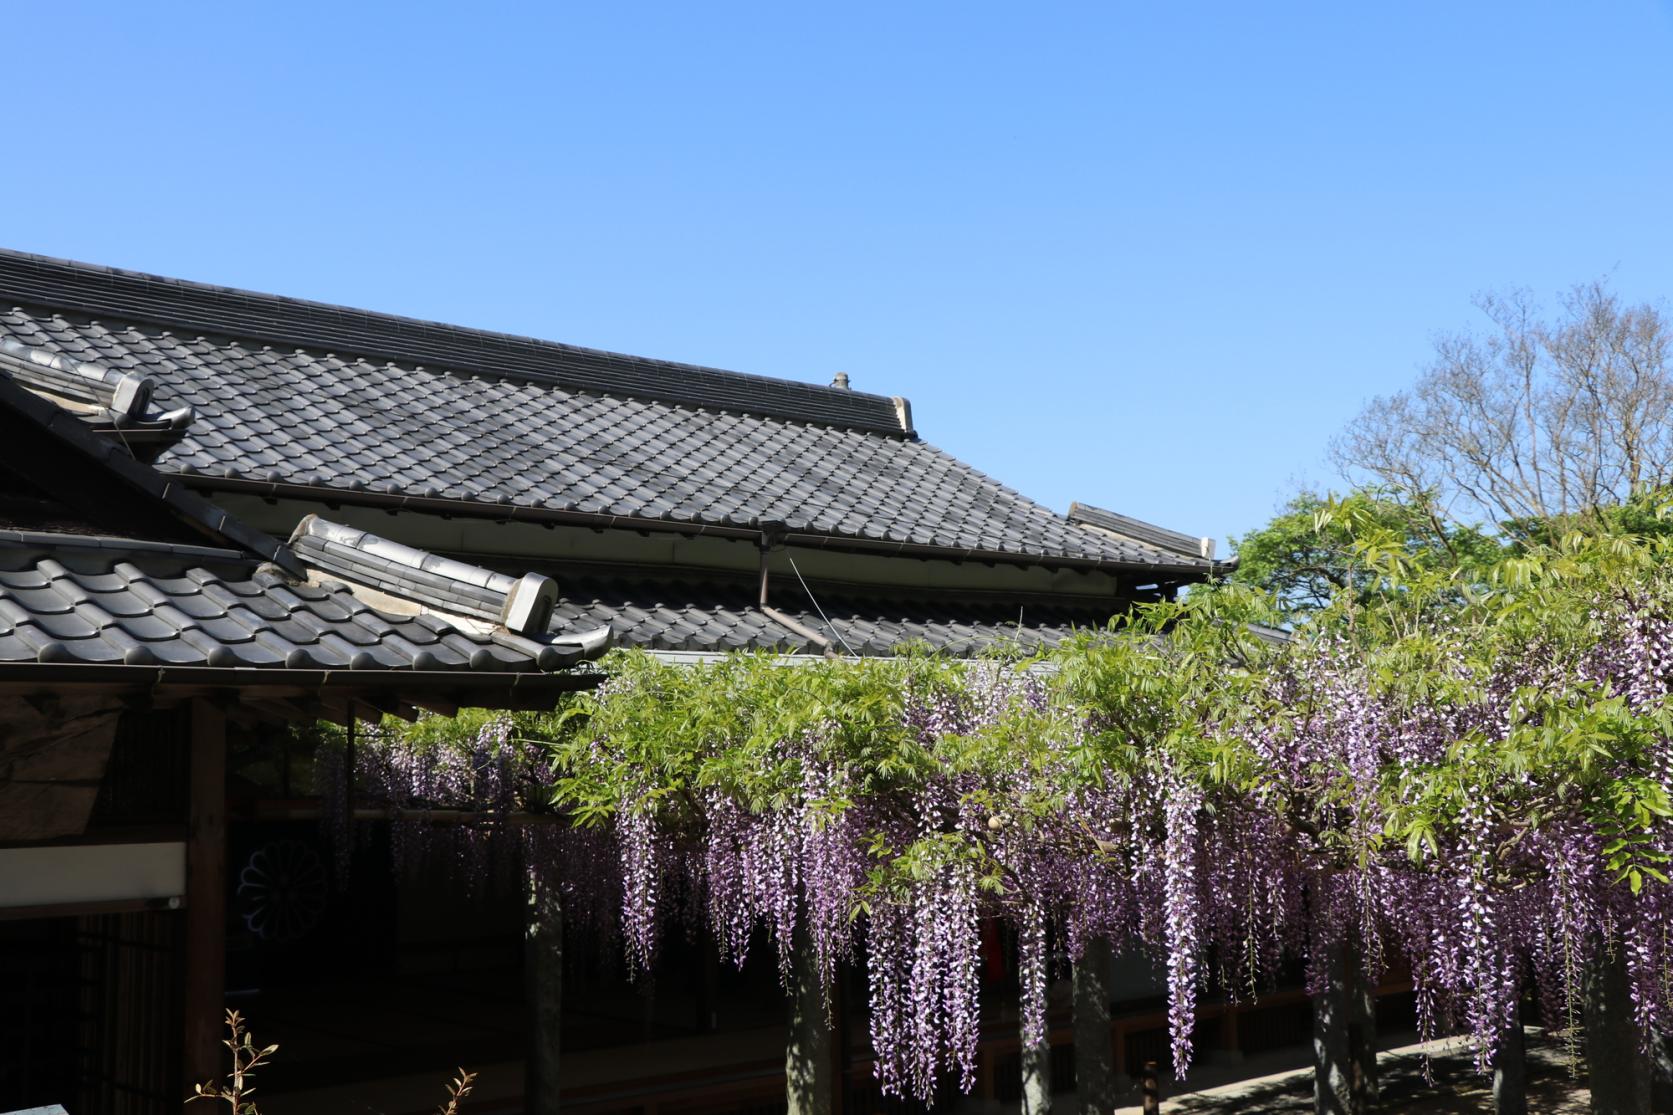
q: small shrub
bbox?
[188,1010,475,1114]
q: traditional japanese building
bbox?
[0,360,607,1112]
[0,249,1247,1114]
[0,249,1223,662]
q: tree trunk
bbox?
[786,927,833,1115]
[1651,1030,1673,1113]
[1073,937,1114,1115]
[1021,1015,1052,1115]
[523,864,562,1115]
[1492,999,1526,1115]
[1584,944,1651,1115]
[1312,939,1376,1115]
[1352,953,1378,1109]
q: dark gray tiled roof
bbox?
[0,366,607,676]
[549,574,1116,657]
[0,335,195,463]
[0,534,594,672]
[0,249,907,434]
[0,366,294,568]
[0,250,1212,573]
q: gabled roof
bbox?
[0,249,909,435]
[0,249,1215,575]
[0,335,194,463]
[0,370,608,683]
[0,363,292,564]
[0,534,595,673]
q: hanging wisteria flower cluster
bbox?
[313,517,1673,1104]
[312,708,622,936]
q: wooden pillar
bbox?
[525,861,563,1115]
[1140,1059,1160,1115]
[829,963,848,1113]
[1072,937,1114,1115]
[1217,1005,1243,1062]
[182,699,227,1092]
[1352,958,1377,1108]
[696,926,720,1032]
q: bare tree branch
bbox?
[1331,281,1673,533]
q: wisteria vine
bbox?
[313,524,1673,1103]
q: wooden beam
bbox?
[0,895,182,922]
[410,697,460,718]
[224,702,264,730]
[182,699,227,1094]
[243,697,319,724]
[242,801,569,825]
[355,693,420,722]
[313,695,376,727]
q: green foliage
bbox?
[1228,489,1501,619]
[393,707,514,753]
[351,488,1673,914]
[1050,580,1284,795]
[1506,484,1673,550]
[545,649,975,830]
[1344,522,1673,888]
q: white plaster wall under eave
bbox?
[215,495,1134,600]
[0,841,186,910]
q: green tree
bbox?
[1228,489,1500,619]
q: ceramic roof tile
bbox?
[0,536,606,674]
[0,249,1213,573]
[533,573,1116,657]
[0,386,605,676]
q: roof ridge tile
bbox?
[0,247,913,436]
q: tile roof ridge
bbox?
[1066,501,1218,564]
[0,529,251,565]
[0,335,196,462]
[288,515,611,657]
[0,373,299,573]
[0,247,915,436]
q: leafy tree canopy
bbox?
[1228,488,1501,618]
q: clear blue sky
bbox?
[7,3,1673,551]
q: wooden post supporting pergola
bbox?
[525,865,564,1115]
[182,699,227,1093]
[1073,937,1115,1115]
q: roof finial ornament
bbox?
[831,372,850,389]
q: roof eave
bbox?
[179,473,1221,579]
[0,662,603,700]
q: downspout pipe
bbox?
[753,520,839,657]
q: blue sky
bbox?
[7,3,1673,550]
